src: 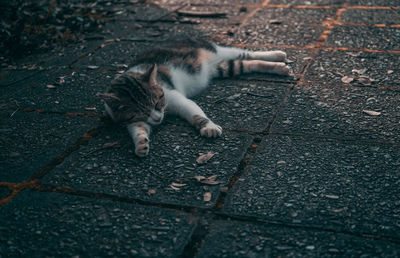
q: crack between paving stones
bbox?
[29,125,103,181]
[214,212,400,245]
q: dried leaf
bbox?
[87,65,99,69]
[201,179,222,185]
[351,68,367,75]
[147,189,156,195]
[196,151,215,165]
[269,19,282,24]
[85,107,97,111]
[171,182,187,187]
[363,110,381,116]
[103,141,119,148]
[387,70,394,74]
[341,76,354,84]
[46,84,56,89]
[203,192,212,202]
[170,185,181,191]
[194,176,206,182]
[325,194,340,199]
[356,76,374,86]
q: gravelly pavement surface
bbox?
[1,0,400,257]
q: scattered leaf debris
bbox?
[341,75,354,84]
[170,182,187,191]
[196,151,215,165]
[147,189,156,195]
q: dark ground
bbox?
[1,0,400,257]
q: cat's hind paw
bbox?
[135,135,150,157]
[200,121,222,138]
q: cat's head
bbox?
[98,64,166,125]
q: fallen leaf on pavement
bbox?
[363,110,381,116]
[194,175,222,185]
[387,70,394,74]
[103,141,119,148]
[341,76,354,84]
[196,151,215,165]
[203,192,212,202]
[87,65,99,69]
[147,189,156,195]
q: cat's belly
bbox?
[170,64,213,98]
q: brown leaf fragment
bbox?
[325,194,340,199]
[387,70,394,74]
[351,68,367,75]
[269,19,282,24]
[341,76,354,84]
[203,192,212,202]
[194,176,206,182]
[147,189,156,195]
[103,141,119,148]
[363,110,381,116]
[196,151,215,165]
[356,76,374,86]
[193,175,222,185]
[170,185,181,191]
[171,182,187,187]
[333,207,348,213]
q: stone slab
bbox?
[196,220,400,257]
[196,80,288,132]
[271,84,400,142]
[341,9,400,25]
[232,7,334,47]
[269,0,345,5]
[326,26,400,50]
[0,187,11,200]
[348,0,400,6]
[43,122,252,208]
[0,191,195,257]
[0,110,99,182]
[304,50,400,87]
[223,135,400,238]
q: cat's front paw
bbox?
[270,62,290,76]
[200,121,222,138]
[135,135,150,157]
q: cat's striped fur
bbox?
[99,39,290,157]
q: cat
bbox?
[98,38,290,157]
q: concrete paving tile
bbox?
[223,135,400,238]
[269,0,345,5]
[196,80,288,132]
[0,111,99,182]
[348,0,400,6]
[155,0,265,5]
[0,187,11,200]
[0,67,112,114]
[43,122,252,208]
[305,50,400,87]
[326,26,400,50]
[0,191,195,257]
[233,7,334,46]
[341,9,400,25]
[271,84,400,142]
[196,220,400,257]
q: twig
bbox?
[177,10,227,18]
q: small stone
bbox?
[306,245,315,250]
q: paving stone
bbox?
[44,122,252,208]
[348,0,400,6]
[196,80,288,132]
[223,136,400,238]
[0,191,195,257]
[232,7,334,46]
[305,50,400,87]
[0,110,98,182]
[0,187,11,200]
[341,9,400,25]
[269,0,345,5]
[326,26,400,50]
[271,84,400,142]
[0,66,112,114]
[197,220,400,257]
[155,0,265,5]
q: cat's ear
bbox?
[143,64,158,87]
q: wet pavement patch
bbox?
[0,190,195,257]
[304,50,400,87]
[196,80,288,132]
[43,122,252,208]
[271,84,400,142]
[196,220,400,257]
[0,110,99,182]
[223,135,400,238]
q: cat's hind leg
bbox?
[215,45,286,62]
[216,59,290,77]
[127,122,151,157]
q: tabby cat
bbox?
[98,39,290,157]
